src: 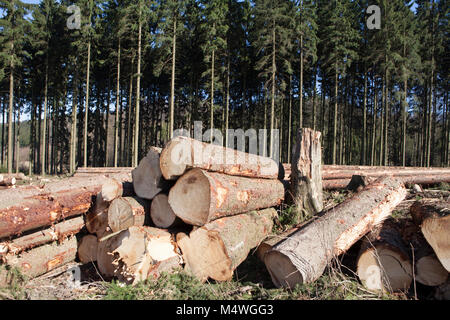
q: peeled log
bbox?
[264,176,407,289]
[132,147,171,200]
[160,136,279,180]
[356,219,413,293]
[98,226,180,284]
[290,128,323,217]
[107,196,149,233]
[177,208,276,282]
[77,235,98,264]
[150,193,181,229]
[0,216,84,256]
[0,236,77,283]
[410,200,450,272]
[169,168,284,226]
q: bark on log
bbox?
[169,168,284,226]
[85,193,111,238]
[150,193,182,228]
[322,166,450,180]
[0,216,84,256]
[160,136,279,180]
[264,176,407,288]
[132,147,171,200]
[0,188,96,239]
[77,234,98,264]
[356,219,413,293]
[410,200,450,271]
[0,174,132,239]
[256,227,300,262]
[98,226,181,284]
[290,129,323,216]
[177,208,276,282]
[107,196,149,233]
[0,236,77,283]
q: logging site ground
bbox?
[0,177,449,301]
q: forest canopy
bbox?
[0,0,448,175]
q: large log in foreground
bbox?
[264,176,407,288]
[356,220,413,293]
[0,236,77,284]
[169,168,284,226]
[410,200,450,272]
[132,147,171,200]
[290,128,323,216]
[177,208,276,282]
[160,136,280,180]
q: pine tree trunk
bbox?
[402,78,408,166]
[371,77,377,166]
[362,72,367,165]
[114,41,121,168]
[210,47,215,142]
[7,44,14,174]
[270,26,276,159]
[134,9,142,167]
[84,40,91,168]
[332,66,338,165]
[169,18,176,140]
[299,34,303,130]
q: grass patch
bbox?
[0,266,28,300]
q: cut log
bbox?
[0,177,16,187]
[132,147,171,200]
[256,227,300,262]
[74,167,134,177]
[169,168,284,226]
[77,234,98,264]
[0,188,97,239]
[177,208,276,282]
[101,178,123,202]
[0,173,132,239]
[289,128,323,217]
[322,174,450,190]
[107,196,149,233]
[150,193,182,229]
[264,176,407,289]
[98,226,180,284]
[356,219,413,293]
[322,167,450,180]
[0,236,77,283]
[410,200,450,272]
[0,216,84,256]
[160,136,279,180]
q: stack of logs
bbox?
[0,129,448,298]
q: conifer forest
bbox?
[0,0,448,174]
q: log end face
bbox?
[168,169,210,226]
[264,250,304,289]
